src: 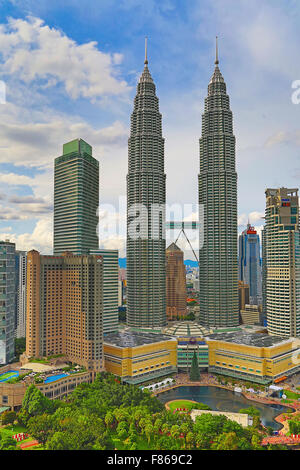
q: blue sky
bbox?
[0,0,299,256]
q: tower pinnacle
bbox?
[215,36,219,65]
[144,36,148,65]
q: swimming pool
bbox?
[44,373,68,384]
[0,370,19,382]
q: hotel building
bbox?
[26,250,104,373]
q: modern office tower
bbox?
[54,138,99,255]
[90,249,119,335]
[261,227,267,326]
[198,40,239,327]
[0,241,16,364]
[126,45,166,328]
[238,281,250,311]
[239,224,262,305]
[15,251,27,338]
[166,243,187,320]
[265,188,300,337]
[26,250,104,373]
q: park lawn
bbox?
[0,424,32,448]
[284,390,300,400]
[0,424,27,438]
[167,400,197,412]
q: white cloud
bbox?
[265,130,300,148]
[0,172,34,185]
[0,16,130,101]
[0,216,52,253]
[0,112,128,166]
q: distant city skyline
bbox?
[0,1,299,257]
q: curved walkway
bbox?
[20,440,39,450]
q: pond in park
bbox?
[157,386,290,430]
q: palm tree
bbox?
[170,424,180,440]
[186,431,195,450]
[104,411,114,429]
[180,422,190,445]
[144,423,153,445]
[161,423,169,435]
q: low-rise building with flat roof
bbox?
[190,409,253,427]
[103,330,177,384]
[206,331,300,384]
[0,363,93,411]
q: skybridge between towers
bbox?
[165,221,200,264]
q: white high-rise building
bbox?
[15,251,27,338]
[265,188,300,337]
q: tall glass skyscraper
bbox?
[265,188,300,337]
[126,48,166,328]
[198,41,239,327]
[54,138,99,255]
[239,225,262,306]
[0,240,16,364]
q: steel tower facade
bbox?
[198,42,239,327]
[126,48,166,328]
[54,138,99,255]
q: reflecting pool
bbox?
[157,386,290,430]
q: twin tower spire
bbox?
[143,36,220,66]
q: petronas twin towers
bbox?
[127,40,239,329]
[127,51,166,328]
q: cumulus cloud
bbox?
[0,114,128,166]
[0,16,130,101]
[0,216,52,253]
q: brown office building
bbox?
[166,243,187,320]
[238,280,250,311]
[26,250,104,373]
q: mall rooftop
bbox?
[104,330,175,348]
[205,330,295,348]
